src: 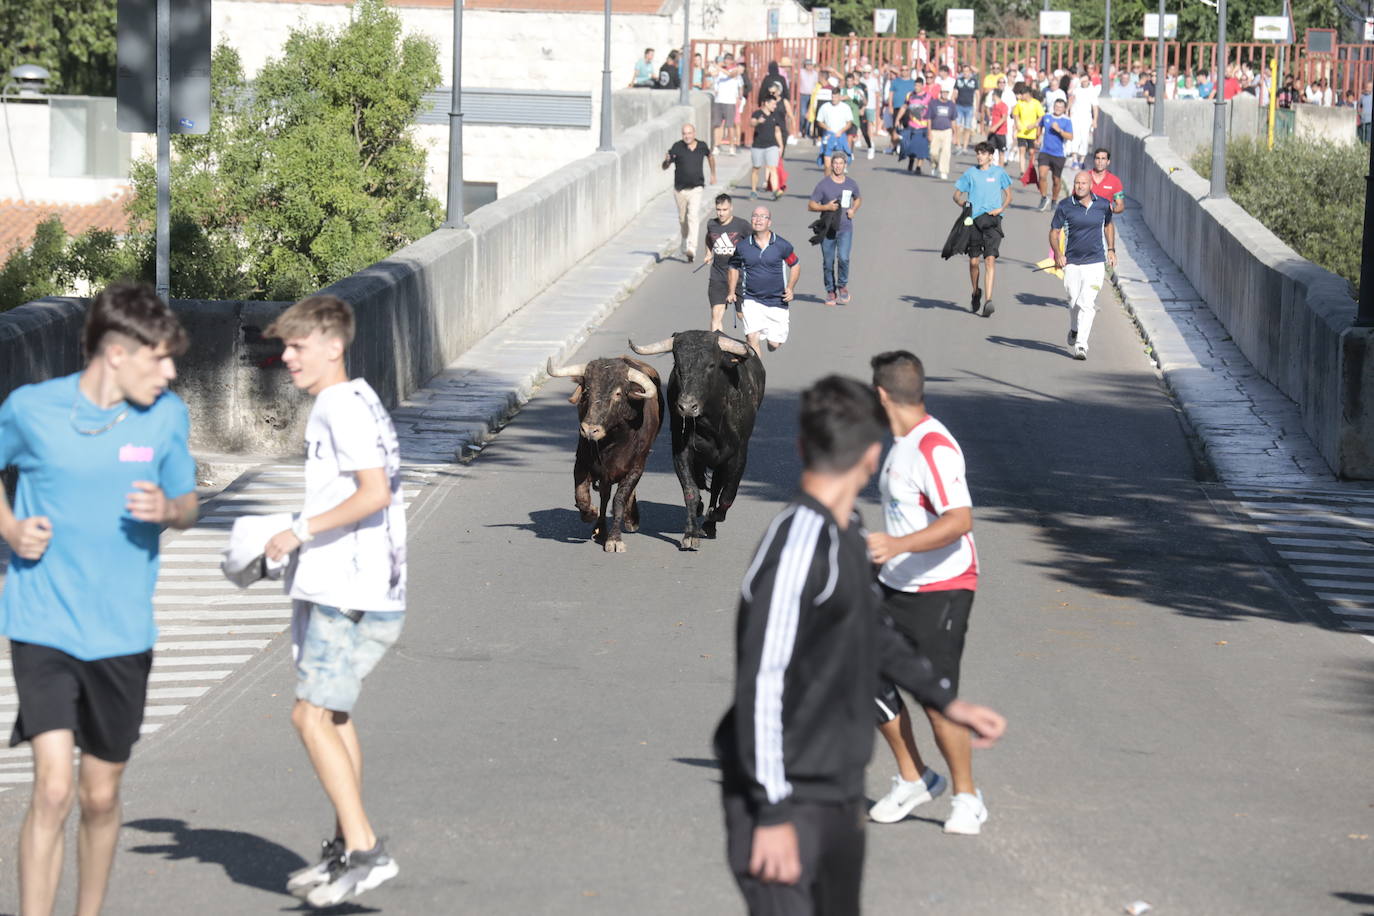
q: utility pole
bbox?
[155,0,170,300]
[1152,0,1166,136]
[1103,0,1112,84]
[444,0,467,229]
[599,0,614,152]
[1209,0,1228,199]
[1357,78,1374,324]
[680,0,690,105]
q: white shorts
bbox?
[739,298,790,343]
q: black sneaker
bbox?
[970,289,982,313]
[305,839,400,907]
[915,165,922,175]
[287,837,344,897]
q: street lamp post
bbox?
[599,0,614,152]
[680,0,690,105]
[1357,101,1374,325]
[1208,0,1228,198]
[1152,0,1166,136]
[1102,0,1112,85]
[444,0,467,229]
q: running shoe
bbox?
[825,291,837,307]
[870,770,947,824]
[867,146,875,160]
[943,790,989,836]
[305,840,400,907]
[1037,197,1049,212]
[686,251,695,263]
[980,299,995,318]
[749,190,758,199]
[838,286,851,304]
[1073,345,1088,361]
[970,289,982,313]
[1066,329,1077,348]
[287,837,344,897]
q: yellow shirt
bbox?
[1012,99,1045,140]
[982,73,1000,90]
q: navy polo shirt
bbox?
[1050,194,1113,265]
[730,232,799,307]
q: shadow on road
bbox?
[672,757,720,770]
[901,295,960,311]
[487,502,683,550]
[985,335,1067,357]
[123,817,383,910]
[1331,891,1374,915]
[1015,292,1066,308]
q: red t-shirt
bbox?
[1223,78,1241,100]
[989,101,1009,135]
[1090,169,1124,206]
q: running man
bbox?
[715,375,1005,914]
[726,206,800,355]
[703,193,752,332]
[1036,98,1074,211]
[1050,170,1117,360]
[663,122,717,263]
[807,150,862,308]
[1,283,198,916]
[262,295,407,906]
[1010,82,1044,178]
[1087,147,1126,214]
[865,350,988,835]
[953,141,1012,318]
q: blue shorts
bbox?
[294,602,405,713]
[955,104,975,128]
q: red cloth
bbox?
[1020,158,1038,186]
[770,158,789,192]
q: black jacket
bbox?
[713,495,955,825]
[808,208,841,244]
[941,206,1002,259]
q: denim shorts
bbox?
[295,603,405,713]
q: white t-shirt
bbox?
[937,75,956,96]
[862,75,880,110]
[818,101,853,134]
[289,379,407,612]
[714,73,742,105]
[878,415,978,592]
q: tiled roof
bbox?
[0,192,132,260]
[236,0,668,10]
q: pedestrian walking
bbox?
[726,206,800,355]
[262,295,408,906]
[703,193,752,332]
[815,86,854,172]
[953,64,980,153]
[712,56,743,154]
[865,351,989,835]
[1087,147,1125,214]
[797,60,819,139]
[1,282,198,916]
[1036,98,1073,211]
[1050,170,1117,360]
[663,122,717,262]
[748,96,784,200]
[953,142,1011,318]
[807,151,862,308]
[714,374,1006,916]
[927,86,957,180]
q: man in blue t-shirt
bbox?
[1049,170,1117,360]
[927,86,957,180]
[1035,98,1074,212]
[953,142,1013,318]
[0,283,198,914]
[727,205,801,355]
[807,151,863,307]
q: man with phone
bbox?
[663,122,717,263]
[806,151,862,308]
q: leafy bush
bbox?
[1191,136,1364,294]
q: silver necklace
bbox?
[70,399,129,436]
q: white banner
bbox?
[873,8,898,35]
[814,7,831,34]
[1253,16,1291,42]
[1039,10,1071,37]
[1366,17,1374,42]
[946,8,975,37]
[1144,14,1178,40]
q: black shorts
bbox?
[1016,136,1036,150]
[1038,153,1066,177]
[873,587,974,724]
[708,274,731,306]
[9,641,153,763]
[965,223,1003,259]
[987,133,1006,152]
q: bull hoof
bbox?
[604,539,626,553]
[703,519,717,538]
[623,519,640,533]
[681,535,700,551]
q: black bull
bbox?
[630,330,765,550]
[546,356,664,552]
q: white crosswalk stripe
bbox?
[0,461,436,786]
[1233,485,1374,643]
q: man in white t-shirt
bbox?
[712,57,743,154]
[263,295,407,907]
[816,89,855,171]
[864,350,988,837]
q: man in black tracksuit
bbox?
[714,375,1006,915]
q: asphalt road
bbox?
[2,145,1373,916]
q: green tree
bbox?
[0,0,116,97]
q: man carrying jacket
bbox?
[714,375,1006,915]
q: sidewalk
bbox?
[0,158,754,792]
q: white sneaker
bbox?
[943,790,988,835]
[869,770,946,823]
[1073,344,1088,360]
[867,146,875,160]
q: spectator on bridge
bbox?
[1036,98,1073,211]
[808,150,862,307]
[748,96,784,201]
[912,30,930,70]
[692,52,705,89]
[1088,147,1125,214]
[712,57,743,155]
[954,64,980,154]
[1223,65,1242,101]
[1109,70,1137,100]
[1197,69,1215,100]
[940,37,958,73]
[1359,82,1373,143]
[798,59,819,139]
[953,141,1012,318]
[1178,75,1201,100]
[1050,170,1117,360]
[631,48,656,88]
[928,86,957,181]
[725,206,800,355]
[663,122,717,262]
[657,50,682,90]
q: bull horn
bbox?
[716,335,751,356]
[546,357,587,379]
[625,366,658,401]
[629,336,674,355]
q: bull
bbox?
[629,330,765,550]
[546,356,664,553]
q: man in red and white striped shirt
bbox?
[865,350,988,836]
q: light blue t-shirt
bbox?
[634,58,655,85]
[955,165,1013,217]
[0,373,196,660]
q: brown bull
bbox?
[546,356,664,552]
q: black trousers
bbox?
[723,792,865,915]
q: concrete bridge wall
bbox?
[1096,98,1374,479]
[0,89,710,458]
